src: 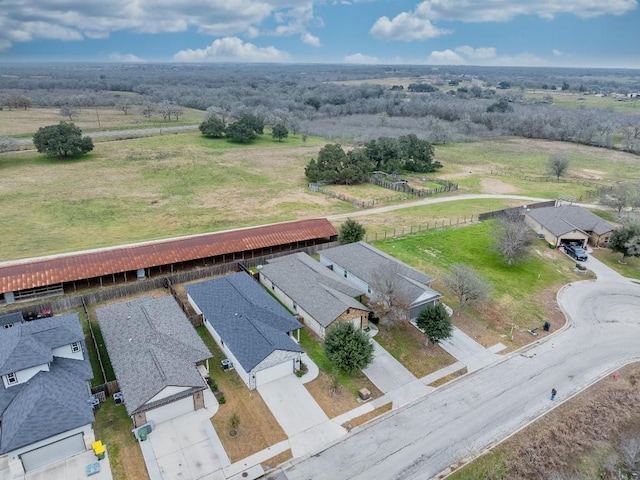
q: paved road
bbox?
[283,257,640,480]
[15,124,199,145]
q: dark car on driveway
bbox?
[564,243,588,261]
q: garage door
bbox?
[144,395,194,424]
[255,360,293,387]
[20,433,85,472]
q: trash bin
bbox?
[139,428,148,442]
[543,321,551,332]
[548,241,555,249]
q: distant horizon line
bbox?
[0,61,639,71]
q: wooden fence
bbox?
[490,170,608,189]
[364,215,478,242]
[478,200,557,221]
[368,176,458,197]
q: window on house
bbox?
[3,323,13,329]
[293,303,297,311]
[272,284,275,291]
[367,287,372,294]
[7,372,17,385]
[344,271,348,278]
[71,341,81,353]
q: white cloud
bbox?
[0,1,318,49]
[427,46,546,66]
[343,53,380,64]
[552,49,563,56]
[370,12,451,40]
[172,37,291,63]
[427,49,465,65]
[454,45,496,59]
[422,0,637,21]
[300,32,321,46]
[370,0,637,41]
[109,52,145,62]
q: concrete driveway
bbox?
[140,389,229,480]
[258,375,344,457]
[439,327,503,372]
[363,340,430,407]
[283,258,640,479]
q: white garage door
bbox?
[20,433,85,472]
[255,360,294,387]
[144,395,194,424]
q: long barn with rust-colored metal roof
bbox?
[0,218,338,304]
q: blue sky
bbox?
[1,1,639,67]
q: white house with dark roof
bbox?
[186,272,304,390]
[259,252,369,339]
[0,314,95,474]
[96,296,212,427]
[524,205,615,247]
[319,241,442,321]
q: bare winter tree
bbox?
[547,154,570,180]
[444,264,491,313]
[494,212,534,265]
[116,99,133,115]
[0,137,19,153]
[599,182,640,214]
[59,104,78,121]
[617,429,640,475]
[140,102,154,120]
[370,265,410,330]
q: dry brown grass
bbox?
[0,106,204,136]
[211,385,287,463]
[375,322,458,378]
[261,449,293,471]
[428,366,468,388]
[505,364,640,479]
[93,399,149,480]
[304,371,383,419]
[342,402,393,429]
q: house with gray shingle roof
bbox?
[319,242,442,321]
[0,314,95,473]
[96,295,212,427]
[259,252,369,339]
[524,205,615,248]
[186,272,304,390]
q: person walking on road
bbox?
[550,388,557,400]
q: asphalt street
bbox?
[283,256,640,480]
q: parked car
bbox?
[563,243,588,261]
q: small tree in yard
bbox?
[370,265,409,331]
[271,123,288,141]
[609,222,640,263]
[547,154,570,180]
[444,264,491,314]
[59,104,78,121]
[494,214,534,265]
[225,120,257,143]
[229,412,240,436]
[324,322,374,375]
[339,218,366,243]
[33,122,94,160]
[416,303,452,345]
[599,182,640,214]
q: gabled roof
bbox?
[320,242,441,307]
[526,205,615,237]
[186,272,303,373]
[261,252,369,328]
[96,296,211,416]
[0,315,93,454]
[0,218,338,294]
[0,311,22,327]
[0,314,83,376]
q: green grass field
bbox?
[2,129,638,261]
[372,220,584,332]
[0,131,348,259]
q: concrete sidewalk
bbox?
[439,327,502,372]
